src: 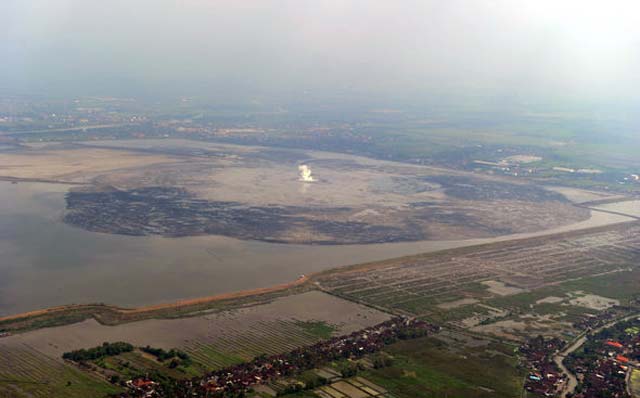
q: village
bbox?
[519,336,568,396]
[564,317,640,398]
[110,318,438,398]
[101,310,640,398]
[518,314,640,398]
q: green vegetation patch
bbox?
[62,341,133,361]
[363,336,523,398]
[0,345,120,398]
[486,270,640,315]
[0,369,120,398]
[183,344,247,370]
[559,269,640,303]
[295,320,336,339]
[430,304,492,324]
[100,350,198,380]
[390,296,439,315]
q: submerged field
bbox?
[0,293,388,368]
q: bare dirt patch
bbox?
[0,146,179,182]
[568,292,619,311]
[328,380,370,398]
[536,296,565,305]
[482,280,525,296]
[502,155,542,164]
[470,316,573,341]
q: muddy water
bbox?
[0,182,633,316]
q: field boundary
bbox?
[0,276,312,332]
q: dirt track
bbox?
[0,275,310,325]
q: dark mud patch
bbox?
[409,202,514,235]
[425,175,568,202]
[64,187,424,244]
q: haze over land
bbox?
[2,0,640,104]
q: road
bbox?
[626,366,633,397]
[553,336,585,397]
[1,123,134,135]
[582,204,640,221]
[553,312,640,398]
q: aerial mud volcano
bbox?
[62,140,589,244]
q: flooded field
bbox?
[0,291,389,398]
[0,180,633,317]
[0,291,390,360]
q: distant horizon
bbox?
[3,0,640,105]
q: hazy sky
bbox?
[2,0,640,103]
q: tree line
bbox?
[62,342,134,361]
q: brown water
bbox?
[0,182,632,316]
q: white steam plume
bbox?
[298,164,315,182]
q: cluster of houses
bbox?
[519,336,567,397]
[571,303,640,333]
[124,378,159,398]
[567,330,640,398]
[174,317,439,398]
[574,311,620,332]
